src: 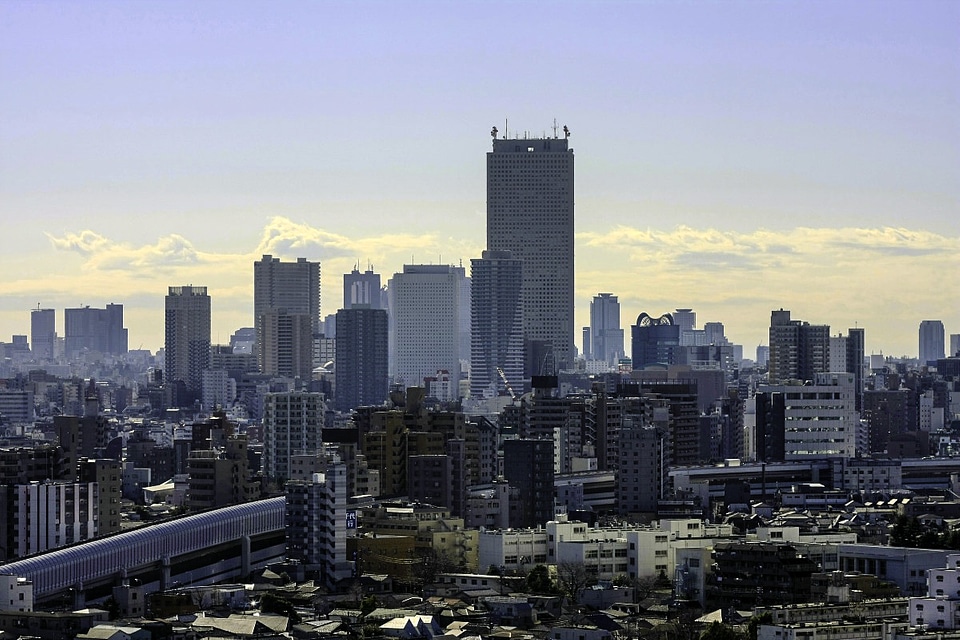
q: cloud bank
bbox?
[0,218,952,356]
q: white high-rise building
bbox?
[487,130,574,376]
[390,264,462,388]
[589,293,624,366]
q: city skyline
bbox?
[1,1,957,358]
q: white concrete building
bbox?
[390,264,462,388]
[909,554,960,631]
[14,481,99,558]
[758,372,862,460]
[0,575,32,612]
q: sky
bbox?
[1,0,957,359]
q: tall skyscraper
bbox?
[30,308,56,360]
[390,264,462,388]
[343,266,382,310]
[487,130,574,376]
[164,286,211,402]
[767,309,830,384]
[63,304,127,358]
[254,255,321,377]
[335,306,388,411]
[919,320,945,364]
[589,293,624,365]
[470,250,523,399]
[846,327,865,413]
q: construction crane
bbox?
[496,367,517,401]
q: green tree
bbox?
[525,564,556,595]
[745,613,772,640]
[260,592,302,624]
[701,621,745,640]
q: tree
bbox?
[260,592,302,624]
[412,548,460,588]
[525,564,557,595]
[701,621,745,640]
[555,561,592,605]
[745,613,772,640]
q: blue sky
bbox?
[1,1,957,357]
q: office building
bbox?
[63,304,127,358]
[390,264,462,388]
[335,306,389,412]
[30,308,56,360]
[920,320,946,364]
[254,255,321,374]
[469,250,523,399]
[631,312,681,370]
[767,309,830,384]
[164,286,211,403]
[343,266,382,310]
[487,130,574,376]
[589,293,624,366]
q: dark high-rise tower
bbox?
[63,304,127,358]
[767,309,829,384]
[165,286,211,403]
[919,320,945,364]
[30,308,56,360]
[590,293,624,365]
[335,306,388,411]
[487,129,574,376]
[470,250,523,399]
[846,327,865,413]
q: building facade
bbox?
[768,309,830,384]
[920,320,946,364]
[335,306,389,412]
[164,286,211,402]
[469,250,524,399]
[589,293,624,366]
[487,133,574,376]
[262,392,325,482]
[64,304,127,359]
[30,308,56,361]
[390,264,462,388]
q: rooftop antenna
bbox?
[563,125,571,139]
[552,118,559,138]
[505,118,508,139]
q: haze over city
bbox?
[1,1,957,357]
